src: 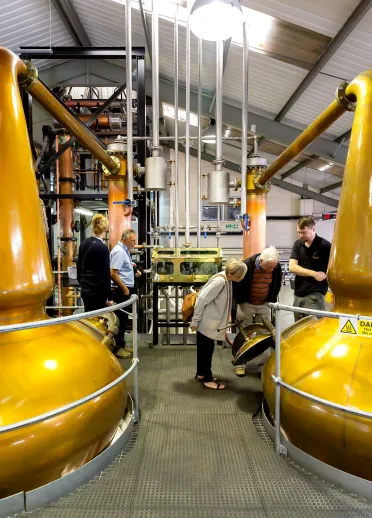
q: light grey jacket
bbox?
[191,272,232,341]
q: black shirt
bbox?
[77,236,112,299]
[290,234,331,297]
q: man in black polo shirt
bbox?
[289,216,331,321]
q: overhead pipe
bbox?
[126,0,134,202]
[197,37,202,247]
[240,21,249,239]
[174,2,179,248]
[144,0,167,192]
[208,40,230,204]
[185,17,191,244]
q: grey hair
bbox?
[121,229,136,240]
[225,258,247,279]
[260,246,279,263]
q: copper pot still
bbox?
[262,72,372,481]
[0,47,127,498]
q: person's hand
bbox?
[313,271,326,282]
[190,325,197,332]
[107,300,114,306]
[135,270,142,278]
[123,287,130,296]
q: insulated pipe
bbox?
[240,22,248,218]
[174,3,179,248]
[215,40,224,172]
[151,0,160,155]
[185,17,191,244]
[258,99,346,186]
[126,0,134,201]
[197,38,202,248]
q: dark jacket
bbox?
[77,236,112,300]
[233,253,282,305]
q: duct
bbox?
[197,37,202,247]
[126,0,134,202]
[208,41,230,204]
[174,3,179,248]
[0,45,127,497]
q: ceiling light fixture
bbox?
[74,207,94,216]
[190,0,243,41]
[202,118,216,143]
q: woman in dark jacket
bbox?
[77,214,113,311]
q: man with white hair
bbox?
[232,246,282,376]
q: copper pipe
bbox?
[243,169,268,257]
[56,137,62,317]
[258,100,346,186]
[108,157,132,250]
[77,114,110,128]
[64,100,123,108]
[328,72,372,314]
[0,47,118,174]
[59,135,75,316]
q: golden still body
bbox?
[262,71,372,480]
[0,47,127,497]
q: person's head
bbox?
[91,213,109,237]
[259,246,279,273]
[297,216,316,243]
[225,258,247,282]
[121,229,137,250]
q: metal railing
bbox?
[269,302,372,455]
[0,295,139,434]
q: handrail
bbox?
[0,296,140,433]
[0,295,138,334]
[270,302,372,456]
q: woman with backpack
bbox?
[190,258,247,390]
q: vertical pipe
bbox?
[56,137,62,316]
[108,157,131,250]
[185,17,191,244]
[241,23,248,218]
[244,191,267,257]
[215,40,223,171]
[126,0,134,201]
[275,308,281,455]
[152,0,160,155]
[197,38,202,248]
[132,297,140,422]
[174,3,179,248]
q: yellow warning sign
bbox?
[340,319,357,334]
[358,320,372,336]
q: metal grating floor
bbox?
[28,338,372,518]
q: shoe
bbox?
[235,366,246,377]
[115,348,133,359]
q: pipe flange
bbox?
[212,159,225,167]
[19,60,38,89]
[102,155,121,176]
[254,174,271,190]
[336,81,356,112]
[60,237,78,242]
[150,145,163,153]
[59,177,76,183]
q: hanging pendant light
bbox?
[190,0,243,41]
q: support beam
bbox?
[156,76,349,165]
[51,0,92,47]
[320,180,343,194]
[281,155,317,180]
[274,0,372,122]
[167,142,339,208]
[334,128,352,143]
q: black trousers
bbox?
[112,287,135,349]
[196,331,215,382]
[81,290,107,312]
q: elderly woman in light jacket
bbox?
[190,258,247,390]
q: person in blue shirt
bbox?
[110,229,141,359]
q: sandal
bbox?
[195,375,217,382]
[203,381,225,390]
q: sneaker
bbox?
[235,365,246,377]
[115,348,133,359]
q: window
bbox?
[202,205,220,221]
[227,205,241,221]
